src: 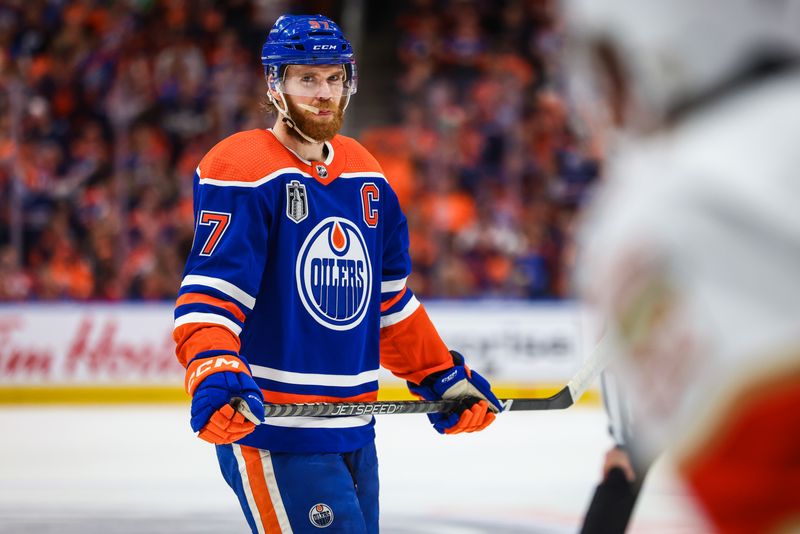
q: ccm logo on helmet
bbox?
[313,44,338,50]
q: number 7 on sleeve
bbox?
[197,211,231,256]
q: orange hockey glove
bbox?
[407,351,502,434]
[185,353,265,444]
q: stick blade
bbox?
[502,387,574,411]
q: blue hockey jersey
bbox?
[174,129,453,453]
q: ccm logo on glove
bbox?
[407,350,502,434]
[440,369,459,384]
[186,356,247,394]
[184,354,265,444]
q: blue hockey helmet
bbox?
[261,14,357,96]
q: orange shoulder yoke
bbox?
[198,130,298,183]
[335,135,385,175]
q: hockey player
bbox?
[172,14,501,534]
[565,0,800,531]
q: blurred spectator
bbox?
[368,0,601,298]
[0,245,32,300]
[0,0,600,301]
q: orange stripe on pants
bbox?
[241,445,283,533]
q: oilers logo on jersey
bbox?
[296,216,372,330]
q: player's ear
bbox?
[265,75,283,104]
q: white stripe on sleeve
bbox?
[181,274,256,309]
[174,312,242,336]
[381,277,408,294]
[380,295,420,328]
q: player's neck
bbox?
[271,121,326,162]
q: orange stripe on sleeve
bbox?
[240,446,283,533]
[380,304,452,385]
[380,287,407,312]
[173,323,241,368]
[262,390,379,405]
[176,292,247,322]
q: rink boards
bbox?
[0,301,600,405]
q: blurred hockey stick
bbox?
[234,336,612,423]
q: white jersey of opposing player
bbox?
[577,70,800,462]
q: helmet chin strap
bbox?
[269,90,320,144]
[268,89,353,144]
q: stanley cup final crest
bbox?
[286,180,308,223]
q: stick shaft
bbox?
[234,336,611,420]
[260,390,572,418]
[567,333,613,403]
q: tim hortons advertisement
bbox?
[0,304,179,385]
[0,302,594,385]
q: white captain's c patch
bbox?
[296,216,372,330]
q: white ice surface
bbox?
[0,405,711,533]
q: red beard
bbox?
[284,97,345,143]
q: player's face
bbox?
[282,64,347,100]
[281,64,347,142]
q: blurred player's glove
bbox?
[184,354,265,444]
[407,351,502,434]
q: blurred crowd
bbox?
[371,0,603,298]
[0,0,601,301]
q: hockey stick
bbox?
[234,336,612,423]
